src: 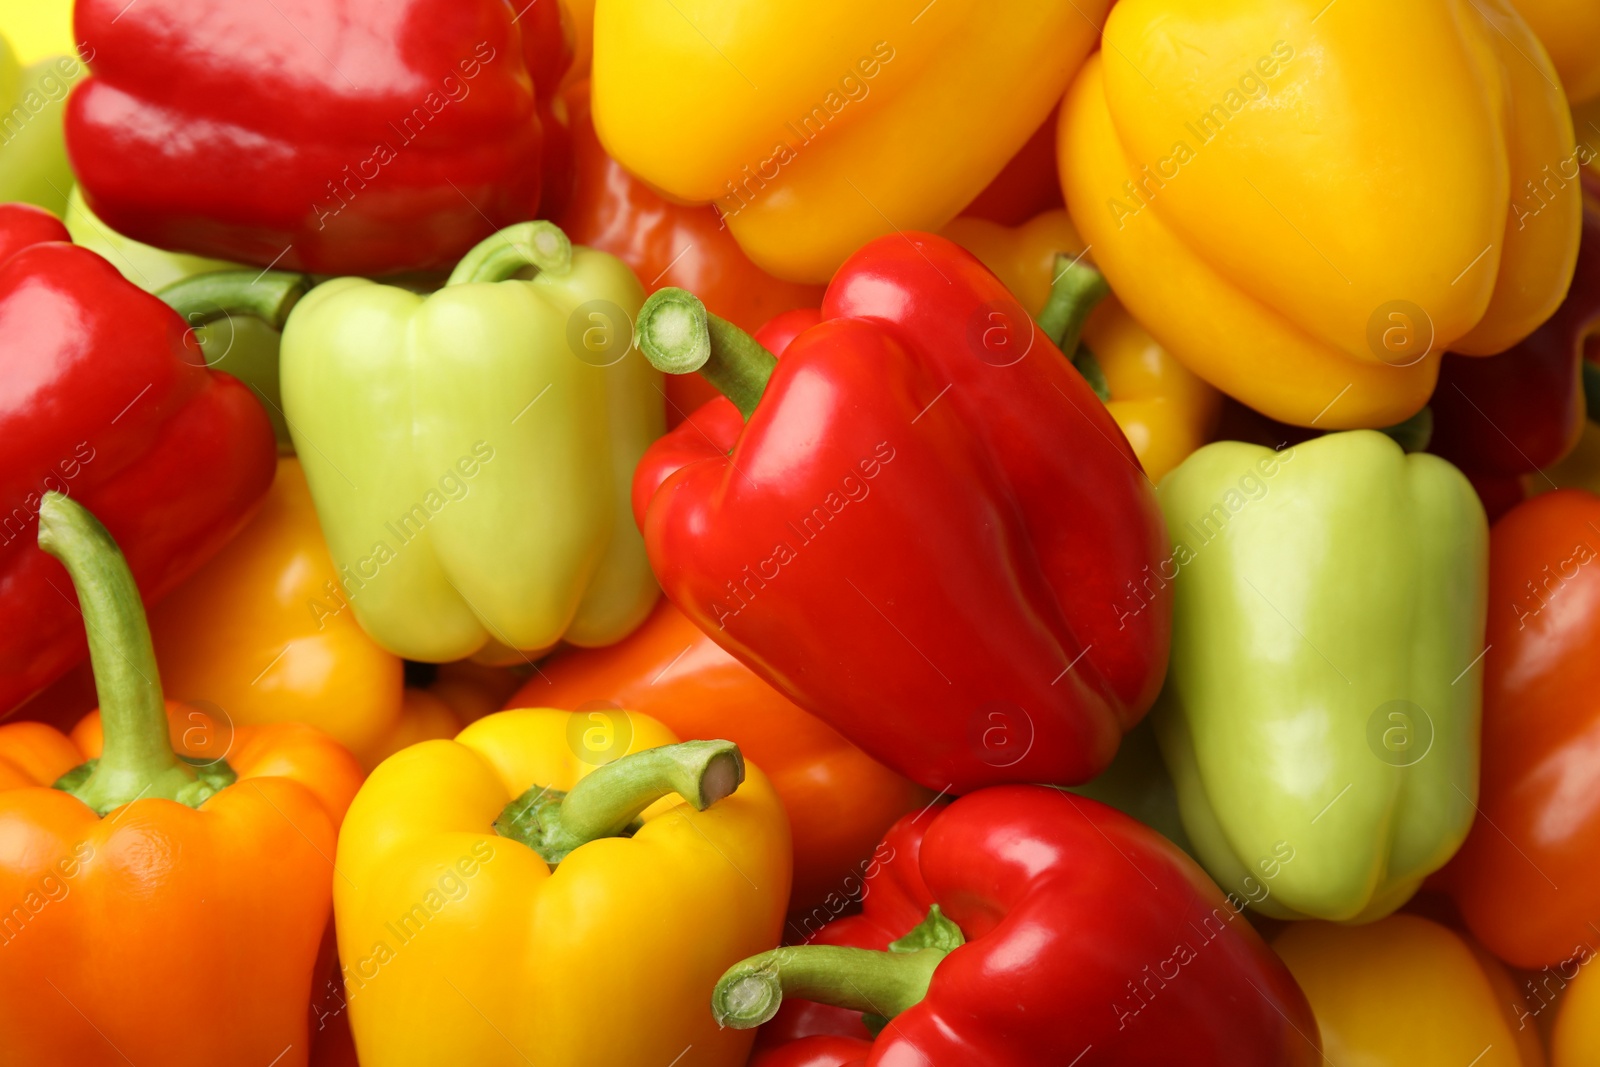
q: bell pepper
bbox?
[280,220,662,663]
[0,492,363,1065]
[1553,956,1600,1066]
[1438,489,1600,968]
[1430,202,1600,494]
[1273,916,1545,1066]
[958,105,1064,227]
[630,232,1170,794]
[1155,430,1487,921]
[62,185,295,446]
[552,81,826,423]
[0,202,291,714]
[1514,0,1600,104]
[0,31,84,216]
[714,787,1322,1065]
[333,707,790,1066]
[66,0,570,276]
[507,596,930,925]
[146,457,461,770]
[1060,0,1582,428]
[943,208,1221,481]
[592,0,1110,283]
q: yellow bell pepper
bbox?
[334,708,790,1067]
[1515,0,1600,104]
[944,209,1220,481]
[1059,0,1581,429]
[1274,915,1546,1066]
[591,0,1108,283]
[1553,954,1600,1066]
[149,458,462,770]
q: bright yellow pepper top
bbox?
[944,209,1220,481]
[1059,0,1581,429]
[591,0,1108,284]
[334,708,790,1067]
[1515,0,1600,104]
[1275,915,1546,1066]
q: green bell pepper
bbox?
[280,220,663,662]
[0,34,83,215]
[62,186,294,447]
[1153,430,1487,922]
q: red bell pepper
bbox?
[551,81,825,423]
[720,787,1322,1065]
[0,203,287,714]
[1428,201,1600,516]
[631,233,1170,794]
[67,0,569,276]
[1439,487,1600,969]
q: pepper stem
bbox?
[447,221,573,285]
[37,493,198,815]
[157,269,312,330]
[711,905,964,1030]
[1037,254,1111,358]
[635,288,777,421]
[495,739,745,866]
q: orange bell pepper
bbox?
[943,209,1221,481]
[147,458,461,770]
[552,82,825,423]
[1553,956,1600,1065]
[1440,488,1600,968]
[1274,915,1545,1066]
[0,492,362,1066]
[507,597,930,927]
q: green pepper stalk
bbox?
[495,739,745,865]
[38,492,234,815]
[635,287,778,421]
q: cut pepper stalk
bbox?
[712,905,965,1030]
[37,492,235,815]
[635,287,778,420]
[494,738,745,866]
[447,220,574,286]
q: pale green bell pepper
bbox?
[0,33,83,214]
[280,221,663,662]
[1153,430,1487,922]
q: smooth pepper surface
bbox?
[1059,0,1581,428]
[632,233,1171,794]
[281,222,662,663]
[334,708,790,1067]
[0,203,276,714]
[592,0,1109,283]
[1155,431,1487,921]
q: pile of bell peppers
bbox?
[4,0,1600,1063]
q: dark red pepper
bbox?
[1428,202,1600,487]
[724,787,1322,1066]
[0,203,286,713]
[67,0,569,275]
[630,233,1171,794]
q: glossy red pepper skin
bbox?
[552,82,825,423]
[1429,202,1600,482]
[67,0,563,275]
[633,234,1171,794]
[0,204,274,713]
[754,787,1322,1065]
[749,1036,871,1067]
